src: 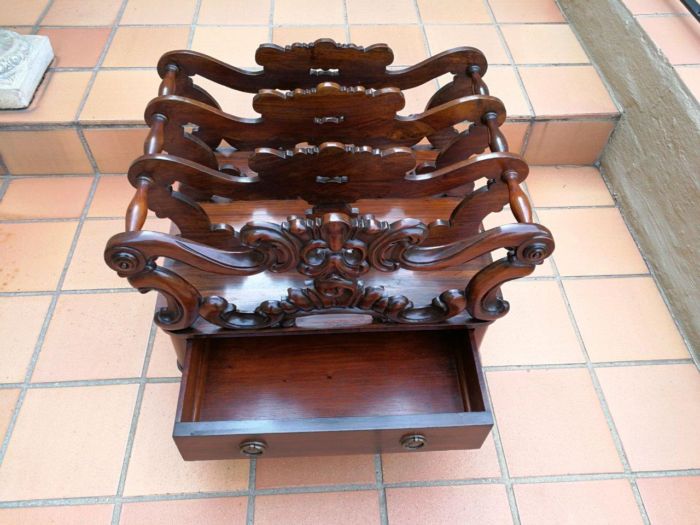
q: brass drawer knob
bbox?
[400,433,427,450]
[239,440,267,456]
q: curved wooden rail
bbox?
[157,41,488,93]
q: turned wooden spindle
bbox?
[144,114,167,155]
[483,112,508,153]
[468,65,489,96]
[159,65,178,96]
[125,177,152,232]
[501,170,532,224]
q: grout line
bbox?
[0,356,692,390]
[481,374,521,524]
[110,322,159,525]
[532,201,652,524]
[30,0,57,34]
[341,0,351,43]
[3,466,700,509]
[72,0,131,124]
[187,0,203,48]
[374,454,389,525]
[0,178,9,201]
[481,0,536,119]
[0,152,102,470]
[595,165,699,369]
[0,115,621,133]
[245,458,257,525]
[268,0,275,41]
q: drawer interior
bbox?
[178,327,487,424]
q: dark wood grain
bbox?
[174,326,493,459]
[104,41,555,460]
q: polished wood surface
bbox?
[104,40,555,459]
[174,326,492,459]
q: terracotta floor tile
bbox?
[194,77,259,118]
[272,26,347,46]
[481,66,531,117]
[0,296,51,382]
[622,0,689,14]
[255,491,380,525]
[0,71,91,124]
[274,0,345,24]
[256,454,375,488]
[0,505,113,525]
[0,129,93,175]
[677,66,700,100]
[526,165,614,207]
[480,281,583,366]
[121,498,247,525]
[382,434,501,482]
[121,0,197,24]
[488,0,565,23]
[524,120,615,165]
[565,277,688,362]
[536,208,648,276]
[597,364,700,471]
[80,70,161,124]
[347,0,418,23]
[0,222,76,292]
[198,0,271,24]
[487,368,622,476]
[63,219,131,289]
[37,28,111,68]
[515,479,643,525]
[83,127,148,174]
[401,81,440,114]
[386,485,512,525]
[501,121,529,153]
[90,175,141,217]
[0,177,92,219]
[147,328,181,377]
[0,389,19,438]
[425,25,509,65]
[103,26,190,68]
[417,0,491,23]
[124,383,249,495]
[0,384,137,499]
[42,0,122,25]
[639,16,700,65]
[192,27,270,68]
[0,0,49,25]
[520,66,618,117]
[32,292,153,382]
[502,24,589,65]
[637,476,700,524]
[350,26,427,66]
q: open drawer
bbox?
[174,326,493,460]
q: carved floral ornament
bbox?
[105,211,554,331]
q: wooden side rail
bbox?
[105,218,554,331]
[156,42,488,96]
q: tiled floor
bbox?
[0,0,620,175]
[620,0,700,100]
[0,162,698,524]
[1,1,699,524]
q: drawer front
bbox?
[174,413,493,460]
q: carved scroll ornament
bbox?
[105,211,553,331]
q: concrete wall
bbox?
[558,0,700,355]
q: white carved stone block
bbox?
[0,30,54,109]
